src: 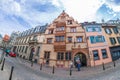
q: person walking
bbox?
[77,59,81,71]
[70,60,73,69]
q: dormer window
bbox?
[67,20,72,25]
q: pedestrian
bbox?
[77,59,81,71]
[70,60,73,69]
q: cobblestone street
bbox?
[1,48,120,80]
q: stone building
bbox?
[14,24,47,63]
[39,11,89,68]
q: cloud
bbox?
[0,0,63,36]
[0,0,120,36]
[105,0,120,12]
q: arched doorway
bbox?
[74,52,87,67]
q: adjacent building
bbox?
[102,23,120,61]
[82,22,112,66]
[14,24,47,63]
[39,11,89,68]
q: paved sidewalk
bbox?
[18,57,120,79]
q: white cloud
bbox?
[105,0,120,12]
[58,0,104,22]
[0,0,120,36]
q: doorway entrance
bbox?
[74,52,87,67]
[29,48,34,61]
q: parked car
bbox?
[9,52,16,57]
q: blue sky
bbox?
[0,0,120,36]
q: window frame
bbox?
[101,49,108,59]
[93,50,99,60]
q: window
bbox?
[102,49,107,59]
[33,35,37,41]
[57,52,64,60]
[65,52,71,60]
[25,46,28,53]
[56,26,64,31]
[113,28,119,34]
[93,50,99,60]
[96,36,105,42]
[67,20,72,24]
[36,47,40,56]
[48,29,54,34]
[44,51,50,59]
[105,28,112,34]
[47,38,52,44]
[117,37,120,44]
[86,27,101,32]
[110,37,116,45]
[76,36,83,42]
[55,36,64,42]
[22,46,25,53]
[70,27,76,32]
[68,37,72,43]
[90,36,105,43]
[90,36,96,43]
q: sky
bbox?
[0,0,120,36]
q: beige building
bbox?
[39,11,89,68]
[102,23,120,61]
[14,25,47,63]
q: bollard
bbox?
[1,58,5,71]
[9,66,14,80]
[113,61,116,67]
[31,61,33,67]
[40,63,42,70]
[52,65,55,74]
[70,68,72,76]
[102,62,105,70]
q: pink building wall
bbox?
[84,24,112,66]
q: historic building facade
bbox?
[39,11,89,68]
[82,22,112,66]
[14,25,47,63]
[102,23,120,61]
